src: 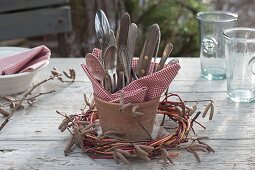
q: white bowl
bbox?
[0,47,49,96]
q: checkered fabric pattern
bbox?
[0,45,50,75]
[82,48,181,103]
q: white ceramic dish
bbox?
[0,47,49,96]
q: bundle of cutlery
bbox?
[85,10,179,96]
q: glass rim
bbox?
[223,27,255,42]
[196,11,238,23]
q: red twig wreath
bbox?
[57,93,215,165]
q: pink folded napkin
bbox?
[82,48,181,103]
[0,45,51,75]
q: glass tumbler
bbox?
[224,27,255,102]
[197,11,238,80]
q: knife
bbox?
[156,43,173,72]
[135,24,160,77]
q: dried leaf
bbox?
[73,126,83,146]
[116,152,130,164]
[58,118,69,130]
[209,102,214,120]
[133,144,148,156]
[167,154,174,164]
[58,77,64,82]
[161,148,168,165]
[202,102,212,118]
[137,145,154,152]
[190,146,208,153]
[63,70,72,78]
[2,96,16,102]
[133,111,144,117]
[75,120,89,126]
[174,106,182,115]
[51,70,61,76]
[70,68,76,81]
[83,94,91,107]
[121,103,131,110]
[83,123,95,131]
[60,124,68,132]
[116,149,131,157]
[64,136,74,155]
[188,105,197,116]
[0,107,10,117]
[156,126,164,139]
[137,154,151,161]
[112,150,119,164]
[81,128,97,135]
[190,143,207,148]
[132,105,140,113]
[188,148,201,162]
[119,90,124,106]
[198,140,215,153]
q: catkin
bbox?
[0,107,10,117]
[202,102,212,118]
[116,152,130,164]
[116,149,131,157]
[188,105,197,116]
[133,144,148,156]
[188,149,201,162]
[156,126,164,139]
[64,136,74,155]
[209,103,214,120]
[137,145,154,152]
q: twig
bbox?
[25,90,56,101]
[0,68,76,131]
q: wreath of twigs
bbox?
[57,92,215,165]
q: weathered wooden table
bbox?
[1,58,255,170]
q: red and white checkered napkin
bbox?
[82,64,148,103]
[0,45,50,75]
[82,48,181,103]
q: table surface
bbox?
[1,58,255,170]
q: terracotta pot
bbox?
[94,95,160,141]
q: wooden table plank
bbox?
[0,58,255,169]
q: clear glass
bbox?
[224,27,255,102]
[197,11,238,80]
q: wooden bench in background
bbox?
[0,0,72,57]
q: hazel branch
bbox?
[0,67,76,132]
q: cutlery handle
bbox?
[126,23,138,82]
[135,24,160,77]
[118,46,130,86]
[104,74,112,93]
[118,71,125,90]
[156,43,173,72]
[116,12,130,72]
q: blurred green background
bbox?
[1,0,253,57]
[122,0,206,57]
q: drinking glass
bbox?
[224,27,255,102]
[197,11,238,80]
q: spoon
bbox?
[104,45,117,93]
[95,10,111,65]
[108,29,116,47]
[119,45,130,86]
[85,53,105,82]
[156,43,173,71]
[116,12,130,88]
